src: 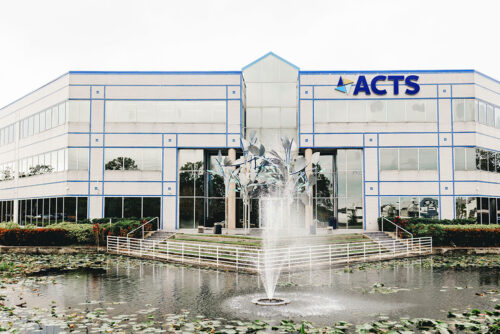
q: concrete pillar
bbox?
[304,148,313,228]
[13,199,18,224]
[227,148,237,230]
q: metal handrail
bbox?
[127,217,159,238]
[381,217,413,239]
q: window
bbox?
[19,148,67,178]
[104,197,161,220]
[381,196,439,219]
[17,197,87,225]
[380,148,437,171]
[105,148,161,171]
[106,101,226,124]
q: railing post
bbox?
[116,237,119,253]
[309,247,312,270]
[152,241,155,258]
[182,243,184,263]
[379,242,382,259]
[393,240,396,255]
[419,238,422,254]
[140,240,143,257]
[216,246,219,268]
[363,243,366,261]
[288,248,291,270]
[236,248,239,270]
[430,238,433,253]
[166,242,169,260]
[347,244,350,263]
[329,245,332,266]
[406,240,409,256]
[198,245,201,264]
[257,250,260,273]
[127,238,130,256]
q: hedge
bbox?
[380,217,500,247]
[378,217,476,231]
[0,228,70,246]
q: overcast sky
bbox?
[0,0,498,108]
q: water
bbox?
[5,257,500,327]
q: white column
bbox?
[305,148,313,229]
[227,148,236,230]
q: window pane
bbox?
[487,151,496,172]
[399,148,418,170]
[142,197,161,219]
[124,197,141,219]
[464,100,476,121]
[64,197,77,222]
[380,149,398,170]
[466,148,476,170]
[406,100,426,122]
[386,100,405,122]
[420,197,439,218]
[33,114,40,134]
[46,108,52,129]
[419,148,437,170]
[425,100,437,122]
[346,171,362,197]
[478,102,486,124]
[179,198,194,228]
[487,105,495,127]
[496,108,500,129]
[367,100,386,122]
[40,111,46,132]
[52,106,59,126]
[346,149,363,171]
[453,99,465,122]
[400,197,419,218]
[381,196,400,217]
[105,197,122,218]
[142,149,161,170]
[58,102,66,125]
[455,197,467,219]
[455,147,465,170]
[347,101,366,122]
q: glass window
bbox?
[68,101,91,122]
[143,149,161,171]
[453,99,465,122]
[52,106,59,126]
[455,197,467,219]
[465,147,476,170]
[28,117,34,136]
[380,149,398,170]
[77,197,87,221]
[124,197,141,219]
[464,100,476,121]
[478,102,487,124]
[179,198,194,228]
[399,148,418,170]
[420,197,439,218]
[419,148,437,170]
[46,108,52,129]
[105,197,122,218]
[367,100,386,122]
[57,149,65,172]
[143,197,161,219]
[487,105,495,127]
[346,171,362,197]
[40,110,46,131]
[58,102,66,125]
[64,197,77,222]
[33,114,40,134]
[400,197,419,218]
[347,101,366,122]
[496,107,500,129]
[487,151,496,172]
[406,100,426,122]
[386,100,405,122]
[496,153,500,173]
[455,147,465,170]
[346,149,363,171]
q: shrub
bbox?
[0,228,70,246]
[378,216,476,229]
[440,226,500,247]
[50,223,95,244]
[0,222,20,229]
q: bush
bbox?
[50,223,95,244]
[378,216,476,230]
[0,222,20,229]
[0,228,70,246]
[440,225,500,247]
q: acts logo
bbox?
[335,77,354,94]
[334,75,420,96]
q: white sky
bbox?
[0,0,498,108]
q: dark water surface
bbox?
[5,256,500,328]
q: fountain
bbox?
[211,135,319,305]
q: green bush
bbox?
[50,223,95,244]
[378,217,476,230]
[0,222,20,229]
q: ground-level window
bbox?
[455,197,499,224]
[18,197,88,225]
[104,197,161,220]
[380,196,439,219]
[0,200,14,222]
[313,149,364,229]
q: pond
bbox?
[1,254,500,332]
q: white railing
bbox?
[381,217,413,240]
[107,236,432,273]
[127,217,159,239]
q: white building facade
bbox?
[0,53,499,231]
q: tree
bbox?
[105,157,138,170]
[28,165,53,176]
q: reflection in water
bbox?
[9,257,500,326]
